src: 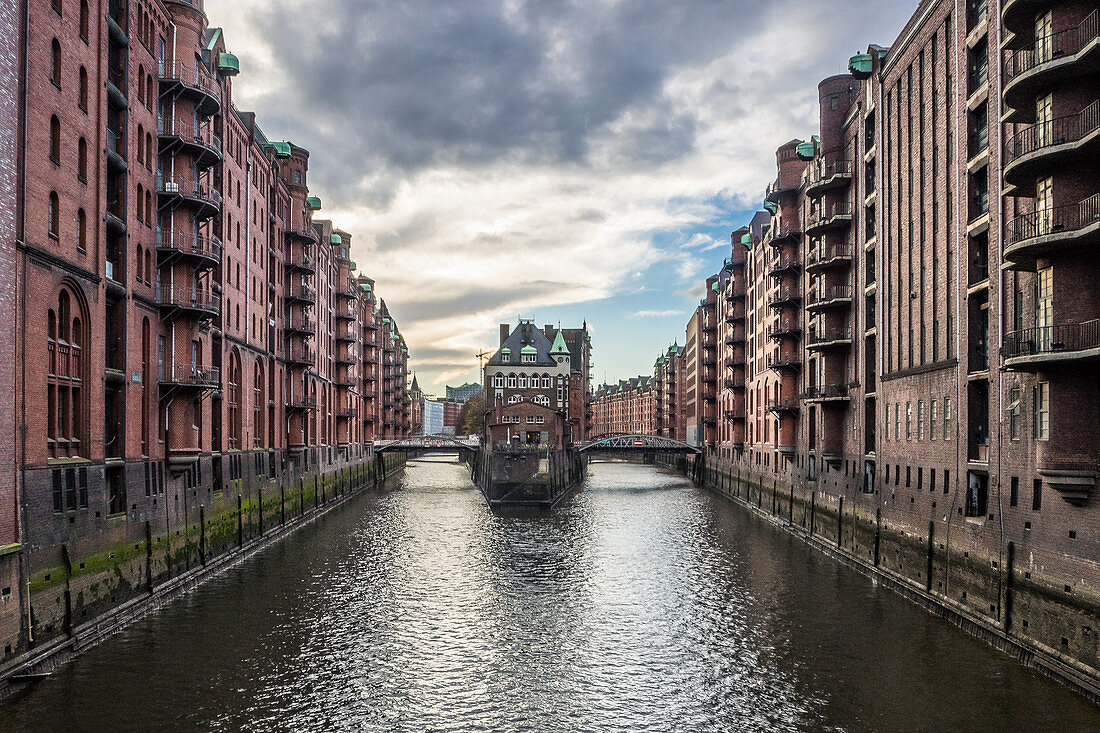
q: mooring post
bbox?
[199,505,207,566]
[237,494,243,549]
[836,497,843,549]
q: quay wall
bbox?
[0,449,407,696]
[664,453,1100,704]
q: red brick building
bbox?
[2,0,411,664]
[591,377,657,436]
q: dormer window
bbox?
[522,353,536,363]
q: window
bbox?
[917,400,925,440]
[77,209,86,252]
[507,395,522,405]
[943,396,952,438]
[1035,94,1052,147]
[80,1,89,41]
[930,399,938,440]
[507,375,516,389]
[1036,178,1053,237]
[47,287,86,457]
[77,137,87,181]
[965,472,988,517]
[542,376,551,389]
[522,352,536,364]
[1035,266,1053,350]
[48,192,59,239]
[905,401,912,439]
[494,375,503,388]
[518,375,527,389]
[50,115,60,163]
[1010,477,1019,507]
[894,403,900,441]
[1009,387,1021,439]
[1032,382,1049,440]
[1032,478,1042,511]
[51,39,61,87]
[52,0,62,15]
[79,66,88,110]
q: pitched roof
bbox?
[487,321,557,367]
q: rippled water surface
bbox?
[2,458,1098,732]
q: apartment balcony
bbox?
[286,395,317,411]
[105,128,126,172]
[336,375,356,388]
[285,253,316,274]
[337,407,358,419]
[157,115,222,168]
[285,283,315,303]
[767,253,801,278]
[765,177,799,204]
[1003,12,1100,119]
[155,230,221,270]
[1002,0,1045,43]
[1003,194,1100,269]
[724,329,746,346]
[285,225,317,243]
[766,398,800,415]
[724,408,746,422]
[726,280,747,301]
[285,346,316,367]
[724,304,746,323]
[158,59,221,116]
[336,305,357,321]
[157,175,222,219]
[1003,102,1100,189]
[336,352,357,366]
[767,320,802,340]
[804,152,852,198]
[159,363,221,391]
[806,327,853,351]
[336,282,359,300]
[723,375,745,391]
[1003,320,1100,370]
[767,286,801,309]
[766,352,802,372]
[156,285,220,319]
[801,383,852,404]
[805,244,853,274]
[336,330,357,343]
[285,315,315,336]
[805,202,852,237]
[767,220,802,246]
[805,284,853,312]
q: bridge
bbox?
[374,434,479,456]
[575,434,703,454]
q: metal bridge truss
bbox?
[576,434,702,454]
[374,434,479,453]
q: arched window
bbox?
[48,192,59,239]
[228,349,242,449]
[145,249,151,284]
[49,115,60,163]
[507,374,516,388]
[146,190,152,226]
[254,362,265,448]
[77,208,86,251]
[518,375,527,389]
[137,124,144,163]
[78,66,88,110]
[508,395,522,405]
[137,66,144,105]
[77,137,87,181]
[50,39,61,87]
[52,0,62,15]
[141,318,150,453]
[136,245,143,281]
[136,184,144,222]
[146,75,153,109]
[48,285,88,457]
[79,1,89,41]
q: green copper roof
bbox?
[349,261,356,271]
[520,344,538,355]
[848,53,873,78]
[795,141,815,161]
[217,52,240,75]
[383,317,391,324]
[762,200,778,215]
[331,233,342,244]
[501,347,511,354]
[710,281,720,292]
[307,196,322,211]
[740,232,752,246]
[550,330,570,355]
[270,141,292,158]
[359,282,372,292]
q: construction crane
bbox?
[476,350,492,369]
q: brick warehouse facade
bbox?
[0,0,411,669]
[611,0,1100,692]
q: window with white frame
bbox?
[507,375,516,388]
[508,394,523,404]
[542,376,551,388]
[519,375,527,389]
[522,353,536,364]
[533,394,550,406]
[494,375,504,388]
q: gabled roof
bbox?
[550,330,570,355]
[487,321,557,367]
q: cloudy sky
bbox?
[208,0,911,395]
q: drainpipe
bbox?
[16,0,31,647]
[993,6,1007,624]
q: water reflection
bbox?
[0,457,1097,732]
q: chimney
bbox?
[499,323,510,345]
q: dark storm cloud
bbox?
[243,0,774,206]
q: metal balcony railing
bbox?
[155,285,220,315]
[1005,194,1100,246]
[156,230,221,261]
[806,284,854,307]
[160,363,221,388]
[801,384,851,401]
[806,244,853,267]
[157,115,222,153]
[156,174,223,209]
[1003,320,1100,358]
[158,58,220,101]
[1005,102,1100,165]
[1004,11,1099,82]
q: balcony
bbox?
[105,129,126,172]
[766,352,802,371]
[765,177,799,203]
[767,320,801,340]
[767,286,801,309]
[156,286,220,319]
[1003,12,1100,119]
[767,220,802,246]
[285,316,315,336]
[724,408,746,422]
[285,283,315,303]
[1003,102,1100,188]
[287,395,317,411]
[285,347,316,367]
[805,244,853,274]
[157,115,222,168]
[724,304,746,323]
[801,384,852,404]
[724,329,746,346]
[337,407,358,419]
[158,59,221,116]
[806,327,853,351]
[336,330,356,343]
[1003,320,1100,370]
[1001,0,1039,43]
[336,352,357,366]
[726,279,747,301]
[805,202,853,236]
[805,284,854,312]
[767,253,801,278]
[804,152,852,198]
[159,363,221,391]
[766,398,800,415]
[156,175,222,219]
[286,225,317,243]
[336,282,359,300]
[155,230,221,270]
[336,305,357,321]
[723,376,745,391]
[285,253,316,273]
[1004,194,1100,268]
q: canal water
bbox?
[2,458,1098,732]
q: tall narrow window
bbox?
[78,66,88,110]
[80,1,89,41]
[1036,177,1053,237]
[48,192,59,239]
[77,137,87,181]
[1035,94,1052,148]
[51,39,62,87]
[930,399,938,440]
[1035,11,1053,63]
[944,396,952,437]
[50,115,61,163]
[1033,382,1049,440]
[1009,387,1021,439]
[77,208,86,252]
[52,0,62,15]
